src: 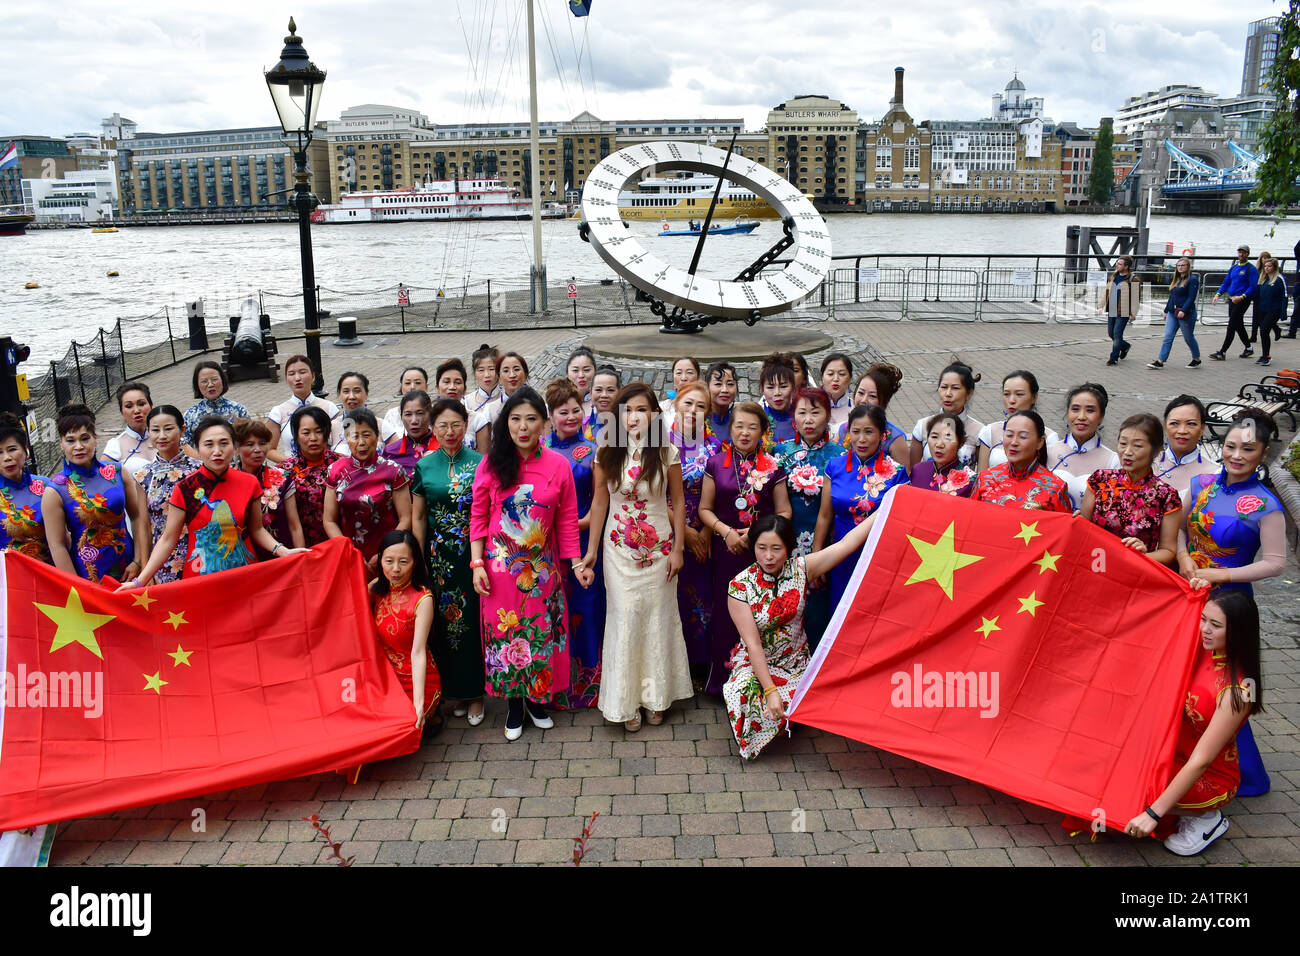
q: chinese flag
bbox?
[0,538,420,831]
[789,485,1203,828]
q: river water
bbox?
[4,211,1296,363]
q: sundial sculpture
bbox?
[579,139,833,333]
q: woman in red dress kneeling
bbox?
[1123,589,1262,856]
[371,529,441,730]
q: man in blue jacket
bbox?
[1209,244,1258,360]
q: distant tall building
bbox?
[1114,85,1218,136]
[1242,16,1282,96]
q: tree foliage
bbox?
[1256,1,1300,207]
[1087,120,1115,204]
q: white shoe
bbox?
[452,704,469,718]
[524,700,554,729]
[1163,809,1229,856]
[466,703,485,727]
[504,721,523,742]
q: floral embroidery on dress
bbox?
[491,484,554,597]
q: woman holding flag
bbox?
[724,509,887,760]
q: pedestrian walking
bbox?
[1101,255,1140,366]
[1209,245,1258,360]
[1250,256,1287,367]
[1147,256,1201,369]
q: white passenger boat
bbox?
[311,178,567,224]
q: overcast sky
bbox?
[0,0,1284,138]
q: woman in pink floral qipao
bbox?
[470,388,591,741]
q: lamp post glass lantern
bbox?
[265,17,327,395]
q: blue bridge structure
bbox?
[1159,139,1260,196]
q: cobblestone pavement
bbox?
[63,315,1300,866]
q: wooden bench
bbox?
[1204,399,1288,450]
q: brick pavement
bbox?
[61,314,1299,867]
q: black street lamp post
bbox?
[265,17,327,396]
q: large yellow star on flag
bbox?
[34,587,115,660]
[904,522,984,600]
[1017,591,1045,617]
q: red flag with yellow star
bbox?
[0,538,420,830]
[789,485,1204,829]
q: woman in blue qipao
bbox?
[1180,410,1284,798]
[42,404,147,583]
[773,387,841,650]
[545,378,605,708]
[0,413,52,563]
[815,403,909,617]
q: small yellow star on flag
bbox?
[1013,521,1042,546]
[165,611,188,631]
[1034,550,1061,574]
[975,616,1001,639]
[167,644,193,667]
[1017,591,1045,617]
[35,586,115,660]
[132,590,157,610]
[904,522,984,600]
[142,671,169,694]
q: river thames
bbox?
[5,212,1297,363]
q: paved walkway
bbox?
[57,315,1300,866]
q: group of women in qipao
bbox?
[0,338,1281,858]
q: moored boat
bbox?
[311,178,568,224]
[620,172,777,221]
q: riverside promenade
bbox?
[54,314,1300,867]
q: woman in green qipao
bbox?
[412,398,486,725]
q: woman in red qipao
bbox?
[1120,590,1262,856]
[371,530,441,728]
[340,529,442,783]
[971,410,1072,513]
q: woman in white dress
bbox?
[580,382,693,732]
[1046,382,1120,509]
[908,360,982,469]
[975,370,1059,471]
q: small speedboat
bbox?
[658,217,759,237]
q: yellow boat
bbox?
[92,226,119,233]
[24,281,39,289]
[619,172,778,220]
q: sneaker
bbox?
[1256,356,1271,366]
[1187,358,1202,368]
[1210,352,1226,361]
[1120,344,1131,360]
[1105,358,1118,366]
[1146,360,1164,369]
[1240,348,1254,358]
[1163,809,1229,856]
[524,699,554,729]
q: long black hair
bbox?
[370,529,432,598]
[487,386,547,488]
[1206,589,1263,716]
[595,382,671,494]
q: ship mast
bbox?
[526,0,546,313]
